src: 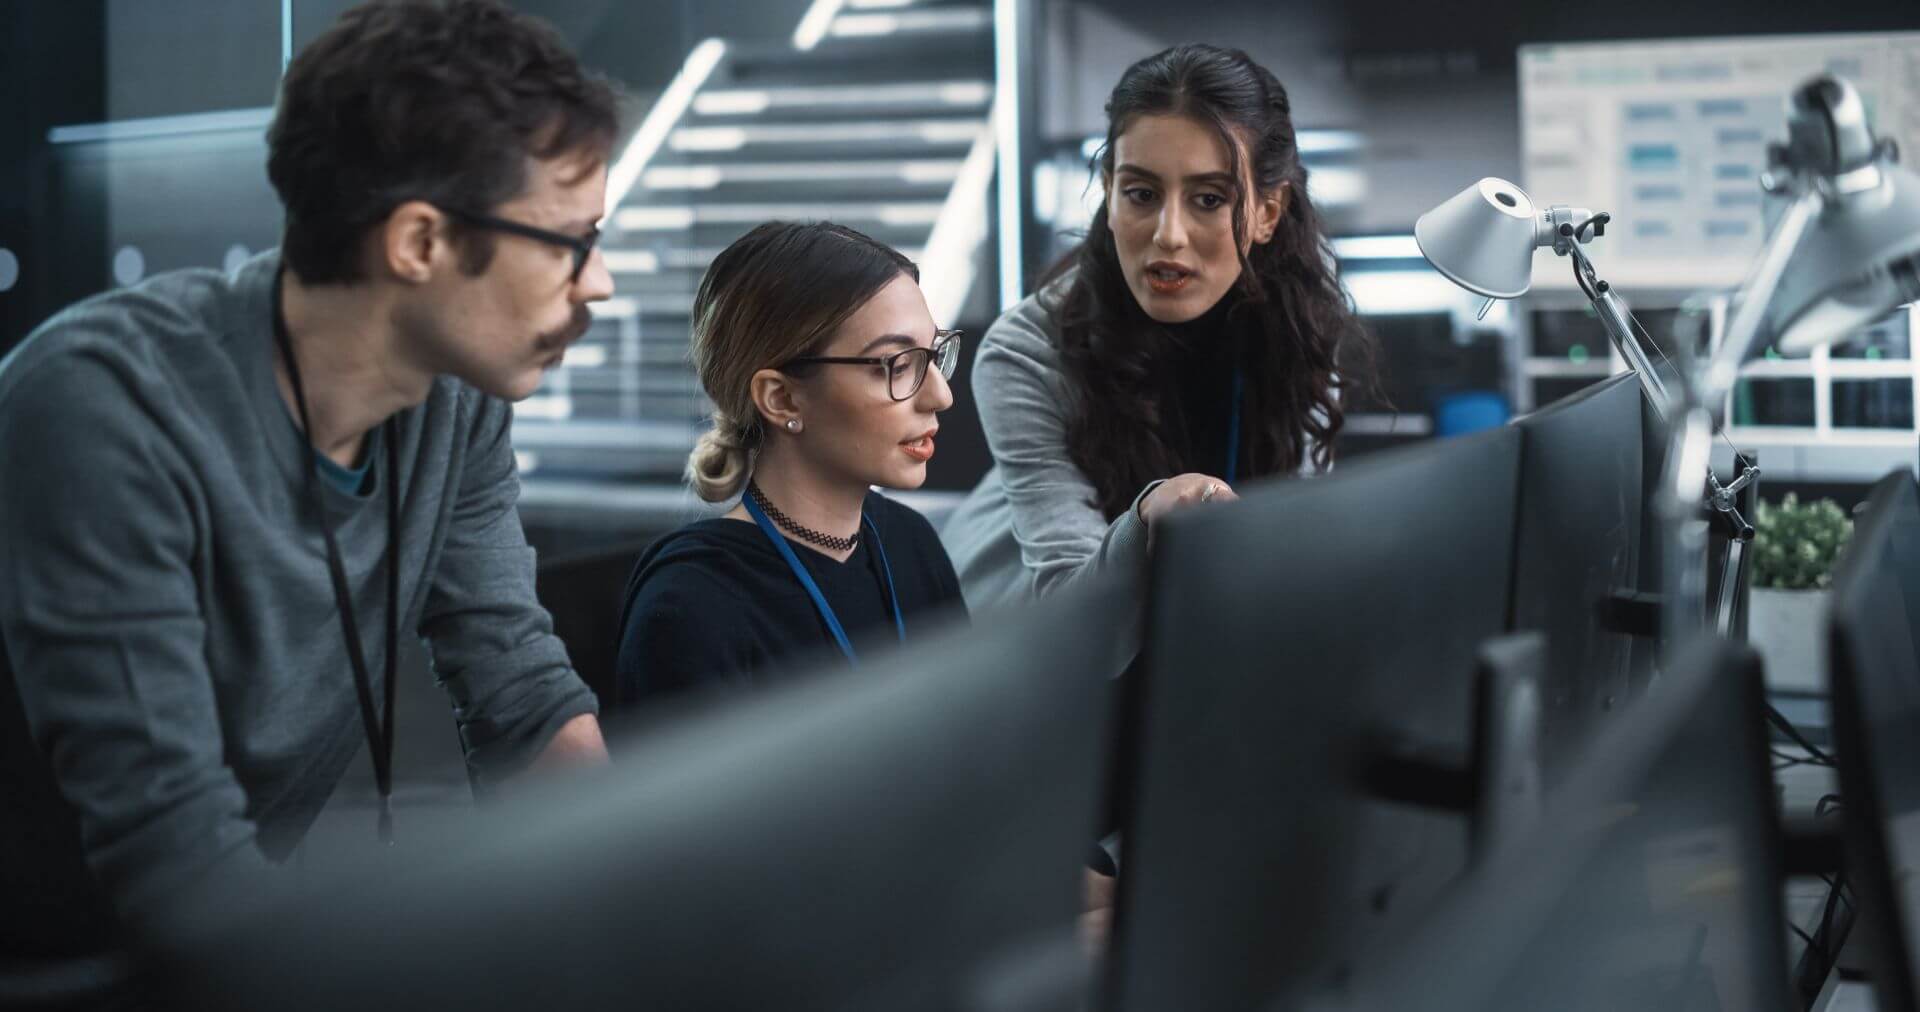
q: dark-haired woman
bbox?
[615,221,967,707]
[941,44,1372,611]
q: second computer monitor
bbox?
[157,585,1127,1012]
[1108,425,1522,1011]
[1828,471,1920,1012]
[1317,635,1793,1012]
[1509,371,1645,776]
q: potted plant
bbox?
[1747,493,1853,693]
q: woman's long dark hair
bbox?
[1040,43,1376,520]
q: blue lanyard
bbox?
[1226,367,1243,486]
[742,491,905,665]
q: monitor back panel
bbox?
[1111,425,1522,1011]
[1829,472,1920,1012]
[1509,371,1644,778]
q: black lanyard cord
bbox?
[271,269,401,844]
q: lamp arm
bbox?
[1716,536,1748,638]
[1556,236,1760,644]
[1699,188,1826,413]
[1642,188,1826,647]
[1592,287,1673,418]
[1564,244,1673,418]
[1658,406,1718,644]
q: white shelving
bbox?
[1519,297,1919,483]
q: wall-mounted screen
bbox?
[1519,32,1920,291]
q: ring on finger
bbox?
[1200,483,1219,503]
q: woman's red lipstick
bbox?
[1145,259,1195,294]
[899,428,937,462]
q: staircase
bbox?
[513,0,997,483]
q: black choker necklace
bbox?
[748,482,860,552]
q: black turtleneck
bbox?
[1163,294,1246,483]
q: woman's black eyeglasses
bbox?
[438,206,601,283]
[782,330,963,401]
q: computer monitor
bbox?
[1311,635,1793,1012]
[1519,32,1920,293]
[155,585,1127,1012]
[1508,371,1644,776]
[1105,425,1523,1011]
[1828,471,1920,1012]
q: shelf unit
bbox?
[1518,292,1918,483]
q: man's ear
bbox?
[378,200,447,284]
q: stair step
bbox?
[635,158,963,194]
[559,370,699,390]
[590,294,698,319]
[668,118,984,153]
[691,80,990,118]
[599,278,699,301]
[613,201,944,233]
[826,7,991,40]
[520,384,703,406]
[721,47,991,87]
[512,417,707,446]
[791,1,987,51]
[566,331,701,354]
[601,249,664,274]
[603,244,927,277]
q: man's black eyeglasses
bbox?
[782,330,963,401]
[438,206,601,283]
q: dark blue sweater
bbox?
[616,492,967,709]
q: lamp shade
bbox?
[1414,178,1539,300]
[1772,162,1920,354]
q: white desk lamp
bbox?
[1415,178,1672,416]
[1415,169,1753,629]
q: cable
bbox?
[1767,704,1837,766]
[1572,212,1611,242]
[1773,747,1831,771]
[1772,749,1840,772]
[1623,306,1750,466]
[1817,871,1849,961]
[1569,248,1600,301]
[1623,298,1673,368]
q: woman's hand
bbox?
[1080,869,1117,957]
[1137,473,1238,529]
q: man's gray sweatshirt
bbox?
[0,252,597,958]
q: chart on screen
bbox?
[1520,32,1920,292]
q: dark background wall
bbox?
[0,0,814,357]
[0,5,108,355]
[10,0,1918,351]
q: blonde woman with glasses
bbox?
[616,221,967,708]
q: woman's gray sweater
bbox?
[940,288,1325,613]
[938,292,1154,613]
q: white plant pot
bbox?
[1747,587,1830,694]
